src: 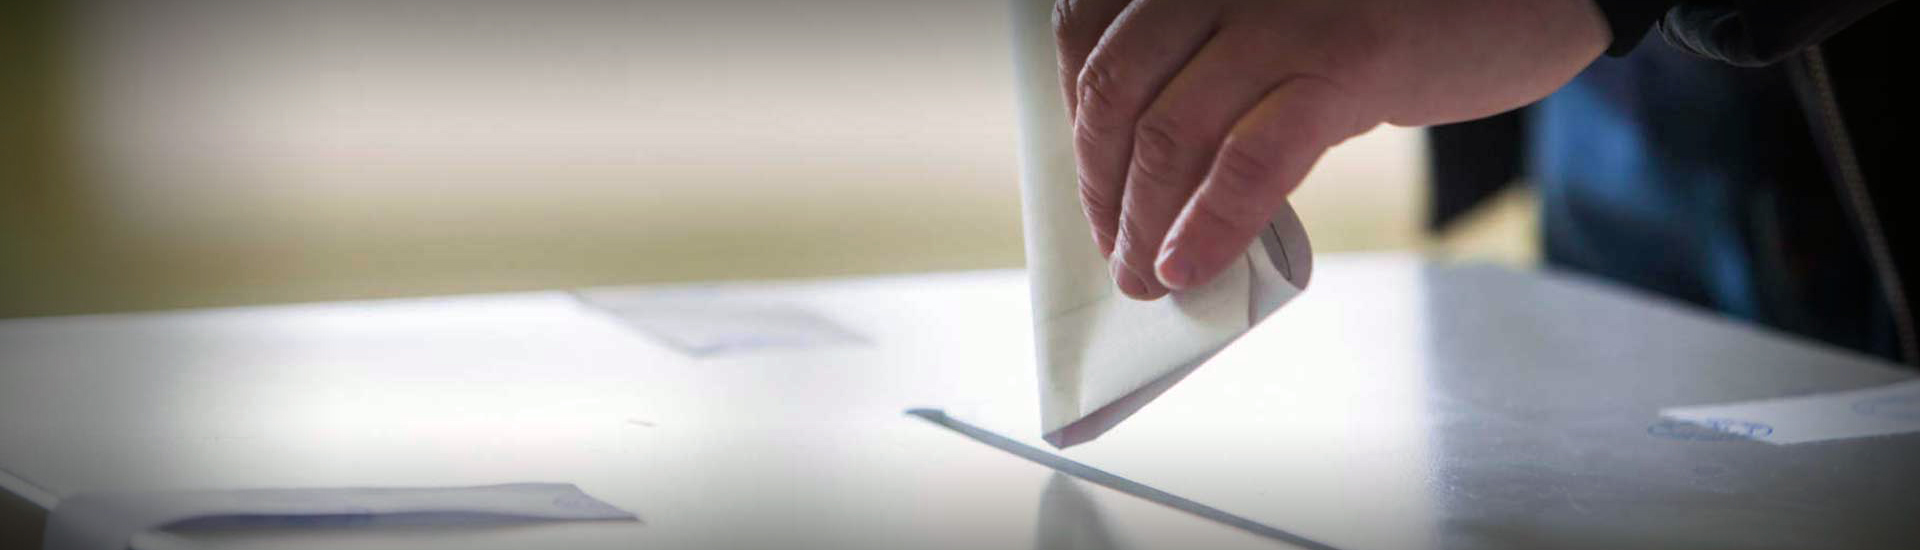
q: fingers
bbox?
[1072,0,1221,260]
[1109,33,1295,300]
[1156,76,1367,290]
[1051,0,1130,119]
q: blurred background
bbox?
[1,0,1533,319]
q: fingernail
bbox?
[1111,258,1149,299]
[1157,248,1195,290]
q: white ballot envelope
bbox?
[1010,0,1313,447]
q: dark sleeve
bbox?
[1589,0,1683,56]
[1658,0,1898,66]
[1426,111,1528,233]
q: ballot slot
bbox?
[907,409,1342,550]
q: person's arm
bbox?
[1648,0,1898,66]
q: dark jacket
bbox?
[1431,1,1915,366]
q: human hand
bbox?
[1054,0,1608,299]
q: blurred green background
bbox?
[2,0,1526,318]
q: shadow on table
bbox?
[1033,472,1125,550]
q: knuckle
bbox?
[1085,208,1118,241]
[1192,197,1261,235]
[1073,115,1117,149]
[1293,77,1369,143]
[1077,173,1120,216]
[1051,0,1080,39]
[1073,112,1128,157]
[1116,214,1161,260]
[1073,96,1129,144]
[1212,140,1282,189]
[1075,60,1126,118]
[1129,115,1192,185]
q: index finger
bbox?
[1051,0,1131,118]
[1157,76,1369,290]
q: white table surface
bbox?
[3,254,1916,550]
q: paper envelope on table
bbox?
[1009,0,1312,448]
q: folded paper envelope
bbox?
[1010,0,1313,448]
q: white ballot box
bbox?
[2,255,1917,550]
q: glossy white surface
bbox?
[952,257,1920,550]
[3,254,1917,549]
[0,268,1281,550]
